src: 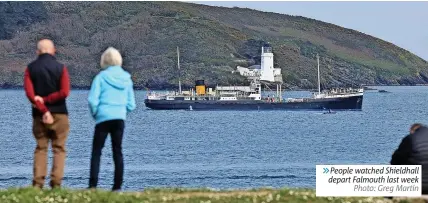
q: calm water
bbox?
[1,86,428,190]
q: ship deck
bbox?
[144,94,363,111]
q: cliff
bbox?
[0,1,427,89]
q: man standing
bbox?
[24,39,71,189]
[390,123,428,194]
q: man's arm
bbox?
[391,135,412,165]
[23,68,49,113]
[42,66,70,103]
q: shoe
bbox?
[88,187,97,191]
[32,184,43,190]
[50,181,61,189]
[32,180,44,189]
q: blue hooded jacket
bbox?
[88,66,136,124]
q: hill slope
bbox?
[0,1,427,89]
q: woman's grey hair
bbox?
[100,47,122,69]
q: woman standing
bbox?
[88,47,136,191]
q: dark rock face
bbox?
[0,1,427,90]
[0,2,48,40]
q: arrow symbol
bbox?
[323,168,329,174]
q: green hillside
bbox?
[0,1,427,89]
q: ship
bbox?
[144,45,363,111]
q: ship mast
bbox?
[177,46,182,94]
[317,53,320,94]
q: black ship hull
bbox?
[144,95,363,111]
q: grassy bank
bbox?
[0,187,425,203]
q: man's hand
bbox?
[34,96,44,104]
[43,111,54,124]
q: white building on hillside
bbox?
[235,45,283,83]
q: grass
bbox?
[276,27,411,75]
[333,51,411,75]
[0,187,426,203]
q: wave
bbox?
[0,177,27,181]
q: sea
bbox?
[0,86,427,191]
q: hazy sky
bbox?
[191,1,428,61]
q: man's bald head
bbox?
[36,39,56,56]
[410,123,422,134]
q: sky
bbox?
[190,1,428,61]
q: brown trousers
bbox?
[32,114,69,188]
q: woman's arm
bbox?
[127,82,136,112]
[88,75,101,118]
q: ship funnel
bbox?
[195,80,206,95]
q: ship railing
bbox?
[146,91,169,99]
[262,97,281,102]
[286,98,305,102]
[321,87,364,96]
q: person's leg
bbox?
[32,117,49,188]
[110,120,125,191]
[49,114,70,188]
[88,121,109,188]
